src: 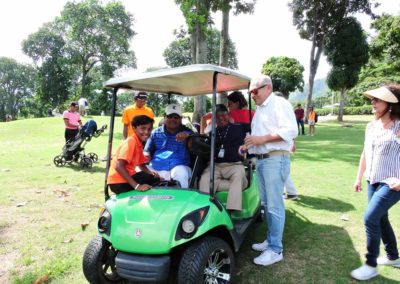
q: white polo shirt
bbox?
[248,93,298,154]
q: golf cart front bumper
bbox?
[115,251,170,282]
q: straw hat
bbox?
[363,86,399,103]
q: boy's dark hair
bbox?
[227,91,247,109]
[216,104,229,114]
[131,115,154,127]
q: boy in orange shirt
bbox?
[107,115,160,194]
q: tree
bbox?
[0,57,36,121]
[261,56,304,99]
[324,17,369,121]
[211,0,256,104]
[288,0,376,121]
[176,0,211,122]
[163,27,238,68]
[23,0,136,104]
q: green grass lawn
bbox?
[0,115,399,283]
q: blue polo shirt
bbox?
[144,125,193,171]
[215,123,251,163]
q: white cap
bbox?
[165,104,182,116]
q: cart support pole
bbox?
[209,71,218,204]
[104,87,118,201]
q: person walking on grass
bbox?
[307,106,316,136]
[295,104,305,135]
[351,84,400,281]
[238,75,297,266]
[63,101,82,142]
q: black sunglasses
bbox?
[166,114,181,119]
[249,84,268,95]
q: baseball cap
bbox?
[165,104,182,116]
[134,91,148,100]
[70,101,77,107]
[363,86,399,103]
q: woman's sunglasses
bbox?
[249,84,268,95]
[166,114,181,119]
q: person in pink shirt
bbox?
[63,101,82,142]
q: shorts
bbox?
[309,120,315,125]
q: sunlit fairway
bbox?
[0,115,399,283]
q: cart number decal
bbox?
[129,195,174,200]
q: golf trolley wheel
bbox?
[88,152,98,162]
[83,235,124,284]
[53,155,66,167]
[80,156,93,168]
[178,236,234,284]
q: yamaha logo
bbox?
[135,229,142,238]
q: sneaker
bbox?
[253,250,283,266]
[252,240,268,252]
[350,264,378,281]
[307,134,311,136]
[284,194,298,200]
[377,256,400,267]
[311,134,314,136]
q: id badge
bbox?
[218,148,225,158]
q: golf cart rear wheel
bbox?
[53,155,66,167]
[88,152,98,162]
[80,157,93,168]
[82,235,124,284]
[178,236,234,284]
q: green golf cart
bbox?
[82,64,261,283]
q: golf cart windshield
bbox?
[103,64,251,201]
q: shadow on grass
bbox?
[295,195,355,212]
[235,209,397,284]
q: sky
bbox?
[1,0,399,81]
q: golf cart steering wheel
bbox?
[186,134,211,158]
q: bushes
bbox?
[315,105,372,116]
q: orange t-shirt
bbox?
[121,104,154,137]
[107,134,147,185]
[308,111,316,121]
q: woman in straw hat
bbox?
[351,84,400,280]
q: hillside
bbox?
[289,78,328,102]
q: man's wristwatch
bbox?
[135,184,141,190]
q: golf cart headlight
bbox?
[97,207,111,235]
[182,219,195,234]
[175,206,210,240]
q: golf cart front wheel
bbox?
[178,236,234,284]
[80,157,93,168]
[88,152,98,162]
[53,155,66,167]
[82,235,124,284]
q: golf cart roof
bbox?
[104,64,251,96]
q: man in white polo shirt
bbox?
[239,75,297,266]
[63,101,82,142]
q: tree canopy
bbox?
[22,0,136,113]
[261,56,304,99]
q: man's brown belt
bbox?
[255,151,290,160]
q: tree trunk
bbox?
[192,0,208,123]
[304,40,323,123]
[217,7,230,106]
[337,87,346,122]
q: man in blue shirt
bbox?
[144,104,193,188]
[199,104,250,211]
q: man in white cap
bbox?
[144,104,193,188]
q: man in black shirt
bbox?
[199,104,250,211]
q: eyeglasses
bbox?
[249,84,268,95]
[166,114,181,119]
[371,97,382,103]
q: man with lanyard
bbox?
[239,75,297,266]
[63,101,82,142]
[144,104,193,188]
[199,104,250,212]
[122,91,154,140]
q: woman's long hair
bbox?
[227,91,248,109]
